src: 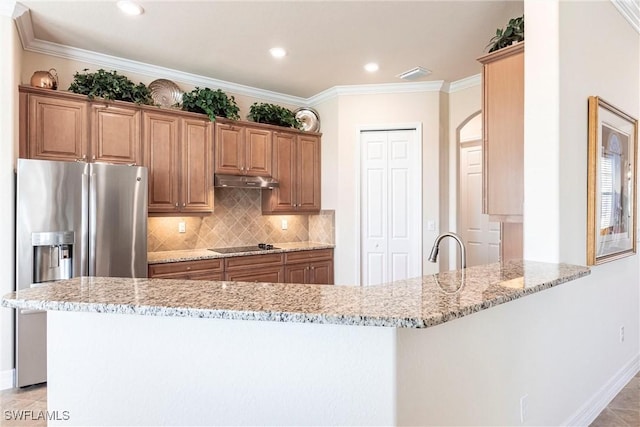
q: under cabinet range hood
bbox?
[214,174,279,189]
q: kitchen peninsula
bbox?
[2,260,589,426]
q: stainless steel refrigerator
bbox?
[15,159,148,387]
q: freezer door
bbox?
[15,159,88,387]
[90,163,148,278]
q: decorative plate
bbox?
[294,107,321,132]
[149,79,183,108]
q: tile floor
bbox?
[590,371,640,427]
[0,373,637,426]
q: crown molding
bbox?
[0,1,16,18]
[612,0,640,33]
[308,81,445,106]
[446,74,481,93]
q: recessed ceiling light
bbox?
[269,47,287,58]
[117,1,144,16]
[364,63,379,73]
[397,66,432,81]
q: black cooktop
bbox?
[208,244,279,254]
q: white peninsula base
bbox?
[48,293,561,427]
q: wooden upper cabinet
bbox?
[181,118,213,212]
[214,121,272,176]
[91,104,141,164]
[25,93,88,161]
[143,112,213,214]
[262,131,321,214]
[296,134,321,212]
[143,111,180,212]
[478,42,524,219]
[215,122,244,174]
[245,127,272,176]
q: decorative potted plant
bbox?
[68,69,154,105]
[247,102,301,129]
[486,15,524,53]
[181,87,240,122]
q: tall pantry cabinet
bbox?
[477,42,524,261]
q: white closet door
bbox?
[361,129,421,286]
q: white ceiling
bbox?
[18,1,524,98]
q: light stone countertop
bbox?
[2,261,589,328]
[147,242,335,264]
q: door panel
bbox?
[245,127,272,176]
[224,267,284,283]
[361,130,421,285]
[215,123,244,174]
[285,264,307,284]
[143,112,179,212]
[91,104,140,164]
[91,163,148,278]
[460,143,501,266]
[297,135,321,211]
[265,132,296,212]
[182,118,213,212]
[29,95,87,161]
[310,261,333,285]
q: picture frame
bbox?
[587,96,638,265]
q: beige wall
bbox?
[316,91,442,285]
[447,84,482,269]
[0,15,20,381]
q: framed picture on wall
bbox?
[587,96,638,265]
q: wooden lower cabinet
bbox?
[284,249,334,284]
[224,253,284,283]
[148,258,223,280]
[148,249,333,284]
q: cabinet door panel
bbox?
[309,260,333,285]
[297,135,321,212]
[91,104,140,164]
[215,123,244,174]
[224,267,284,283]
[285,264,308,284]
[482,45,524,216]
[28,95,87,161]
[245,127,272,176]
[182,118,213,212]
[262,132,296,213]
[143,112,180,212]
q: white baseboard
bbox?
[563,353,640,426]
[0,369,15,390]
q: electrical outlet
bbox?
[427,220,435,231]
[620,326,625,343]
[520,394,528,424]
[178,221,186,233]
[281,219,288,230]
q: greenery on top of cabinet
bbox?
[68,69,154,105]
[247,103,302,129]
[181,87,240,122]
[486,15,524,53]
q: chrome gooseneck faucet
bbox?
[428,232,467,269]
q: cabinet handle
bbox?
[75,155,87,162]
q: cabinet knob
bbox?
[182,203,186,207]
[175,203,178,208]
[311,266,315,270]
[186,266,191,271]
[92,155,96,161]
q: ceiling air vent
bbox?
[397,66,432,81]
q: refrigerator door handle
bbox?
[81,172,90,276]
[88,172,97,276]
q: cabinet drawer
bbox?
[224,253,283,271]
[149,271,224,281]
[224,266,284,283]
[148,258,223,276]
[284,249,333,264]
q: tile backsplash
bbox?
[148,188,335,252]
